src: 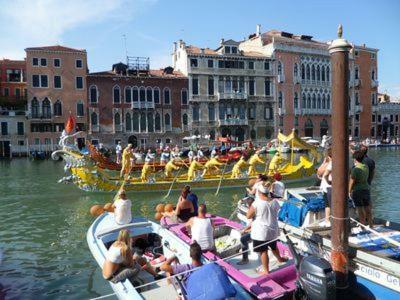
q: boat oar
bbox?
[164,168,182,199]
[113,180,127,202]
[215,162,229,196]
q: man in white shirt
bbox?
[186,204,214,251]
[113,190,132,225]
[270,173,285,198]
[115,141,122,164]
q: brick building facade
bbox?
[25,46,88,151]
[87,62,188,148]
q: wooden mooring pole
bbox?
[328,25,352,289]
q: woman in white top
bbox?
[270,173,285,198]
[246,183,287,274]
[113,190,132,225]
[320,148,332,227]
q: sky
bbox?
[0,0,399,98]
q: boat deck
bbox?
[137,273,179,300]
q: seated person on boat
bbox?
[113,190,132,225]
[186,186,199,216]
[231,155,248,179]
[246,183,288,274]
[164,158,180,178]
[187,157,204,181]
[247,150,266,177]
[270,173,285,199]
[201,155,224,177]
[186,204,214,251]
[160,241,203,283]
[163,186,195,222]
[102,229,161,283]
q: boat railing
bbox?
[96,221,152,238]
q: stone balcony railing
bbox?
[301,108,330,115]
[90,125,100,132]
[294,108,301,115]
[218,118,249,126]
[131,101,155,109]
[371,80,379,88]
[354,105,363,113]
[114,124,123,132]
[218,91,247,100]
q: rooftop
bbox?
[25,45,86,53]
[88,68,186,79]
[185,45,265,58]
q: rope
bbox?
[89,234,287,300]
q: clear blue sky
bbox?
[0,0,399,98]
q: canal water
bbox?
[0,148,399,299]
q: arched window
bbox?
[294,92,299,109]
[132,87,138,102]
[125,87,132,103]
[31,97,39,118]
[113,85,120,103]
[139,87,145,102]
[371,69,376,81]
[326,66,330,82]
[311,65,316,81]
[146,87,152,102]
[114,112,121,125]
[89,85,98,103]
[192,106,199,121]
[54,100,62,116]
[181,89,188,105]
[306,65,311,80]
[316,65,321,81]
[208,104,215,121]
[239,104,246,119]
[278,61,283,75]
[304,118,313,137]
[219,103,226,120]
[132,112,139,132]
[302,94,306,109]
[317,94,321,109]
[147,112,154,132]
[140,112,146,132]
[327,94,331,109]
[153,87,160,104]
[42,98,51,118]
[278,91,283,108]
[155,113,161,131]
[125,113,132,132]
[307,94,311,109]
[164,113,171,130]
[164,88,171,105]
[322,95,326,109]
[182,113,188,125]
[294,63,298,78]
[312,94,316,109]
[77,101,84,117]
[91,112,98,125]
[301,64,305,80]
[321,66,326,81]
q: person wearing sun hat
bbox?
[246,182,288,274]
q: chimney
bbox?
[173,42,177,52]
[256,24,261,36]
[220,38,224,45]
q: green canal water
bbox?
[0,148,399,299]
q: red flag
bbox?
[65,115,75,134]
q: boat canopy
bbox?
[278,130,319,159]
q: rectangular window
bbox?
[40,58,47,66]
[264,61,270,70]
[32,75,40,87]
[1,122,8,135]
[231,47,238,54]
[76,77,83,89]
[378,115,381,123]
[192,106,199,121]
[164,89,171,105]
[91,139,99,146]
[264,107,273,120]
[354,50,359,57]
[265,80,271,96]
[294,116,299,126]
[4,88,9,97]
[190,58,198,67]
[15,88,20,98]
[396,115,399,122]
[76,59,83,68]
[54,76,62,89]
[370,53,376,59]
[40,75,48,87]
[224,46,231,54]
[248,61,254,69]
[32,57,39,66]
[372,114,376,123]
[17,122,24,135]
[181,89,188,105]
[54,58,61,67]
[208,77,214,95]
[153,88,160,104]
[208,60,213,68]
[249,78,255,96]
[18,140,25,146]
[192,78,199,95]
[355,114,360,122]
[77,102,84,117]
[279,116,284,126]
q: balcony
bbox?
[28,113,52,120]
[114,124,123,132]
[355,105,363,113]
[218,92,247,100]
[145,102,155,109]
[371,80,379,88]
[90,125,99,132]
[354,79,361,87]
[218,118,248,126]
[277,74,285,83]
[372,105,379,113]
[301,108,330,115]
[132,101,139,109]
[294,108,301,115]
[294,77,300,84]
[278,107,286,115]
